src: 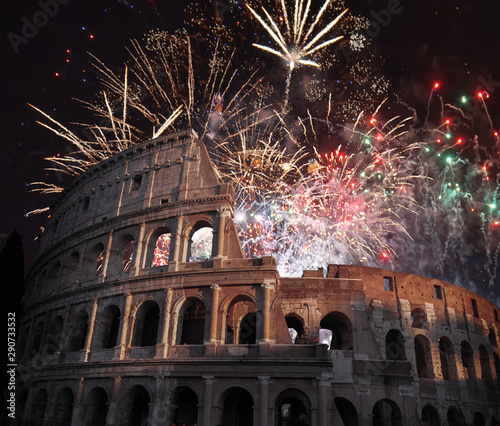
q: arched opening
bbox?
[65,251,80,285]
[128,386,150,426]
[44,315,64,355]
[320,312,353,350]
[172,387,198,426]
[411,308,427,329]
[188,225,213,262]
[422,405,440,426]
[414,335,433,378]
[334,397,358,426]
[179,298,206,345]
[225,296,258,344]
[52,387,74,425]
[221,387,254,426]
[122,240,135,271]
[94,305,121,350]
[46,261,61,293]
[85,387,109,426]
[474,412,486,426]
[285,314,305,344]
[66,310,89,352]
[461,341,476,379]
[439,336,455,380]
[239,312,258,344]
[30,321,44,359]
[108,235,135,275]
[84,243,105,278]
[447,407,466,426]
[385,329,406,361]
[29,389,48,426]
[479,344,492,380]
[149,229,172,267]
[372,399,402,426]
[132,301,160,347]
[276,389,310,426]
[489,328,497,347]
[494,353,500,385]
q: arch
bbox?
[46,261,61,293]
[84,387,109,426]
[188,222,213,262]
[44,315,64,355]
[171,386,199,425]
[94,304,121,350]
[220,387,254,426]
[438,336,455,380]
[489,328,497,347]
[411,308,427,329]
[334,397,358,426]
[65,251,80,285]
[66,309,89,352]
[84,242,105,278]
[225,295,258,344]
[320,311,353,350]
[422,405,440,426]
[127,385,150,426]
[385,329,406,361]
[447,406,466,426]
[275,388,311,426]
[494,353,500,385]
[474,412,486,426]
[479,344,492,380]
[108,234,136,275]
[461,341,476,379]
[52,387,74,424]
[372,399,402,426]
[30,320,45,359]
[414,335,433,379]
[178,297,207,345]
[28,389,48,426]
[132,300,160,347]
[146,227,173,267]
[286,314,305,343]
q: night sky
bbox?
[2,0,500,290]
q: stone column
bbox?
[216,208,228,257]
[206,285,221,356]
[156,288,173,359]
[430,341,442,380]
[261,283,273,342]
[21,318,35,362]
[105,376,122,426]
[350,301,366,359]
[317,376,328,426]
[70,378,85,426]
[115,293,133,360]
[101,230,114,279]
[132,222,147,275]
[82,298,99,362]
[202,376,215,426]
[258,376,270,426]
[170,215,184,271]
[60,308,73,354]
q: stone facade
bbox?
[16,130,500,425]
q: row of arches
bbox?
[29,222,214,301]
[20,294,266,360]
[414,334,500,382]
[18,383,495,426]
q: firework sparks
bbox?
[247,0,347,105]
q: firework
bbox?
[247,0,347,105]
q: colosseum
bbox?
[15,129,500,425]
